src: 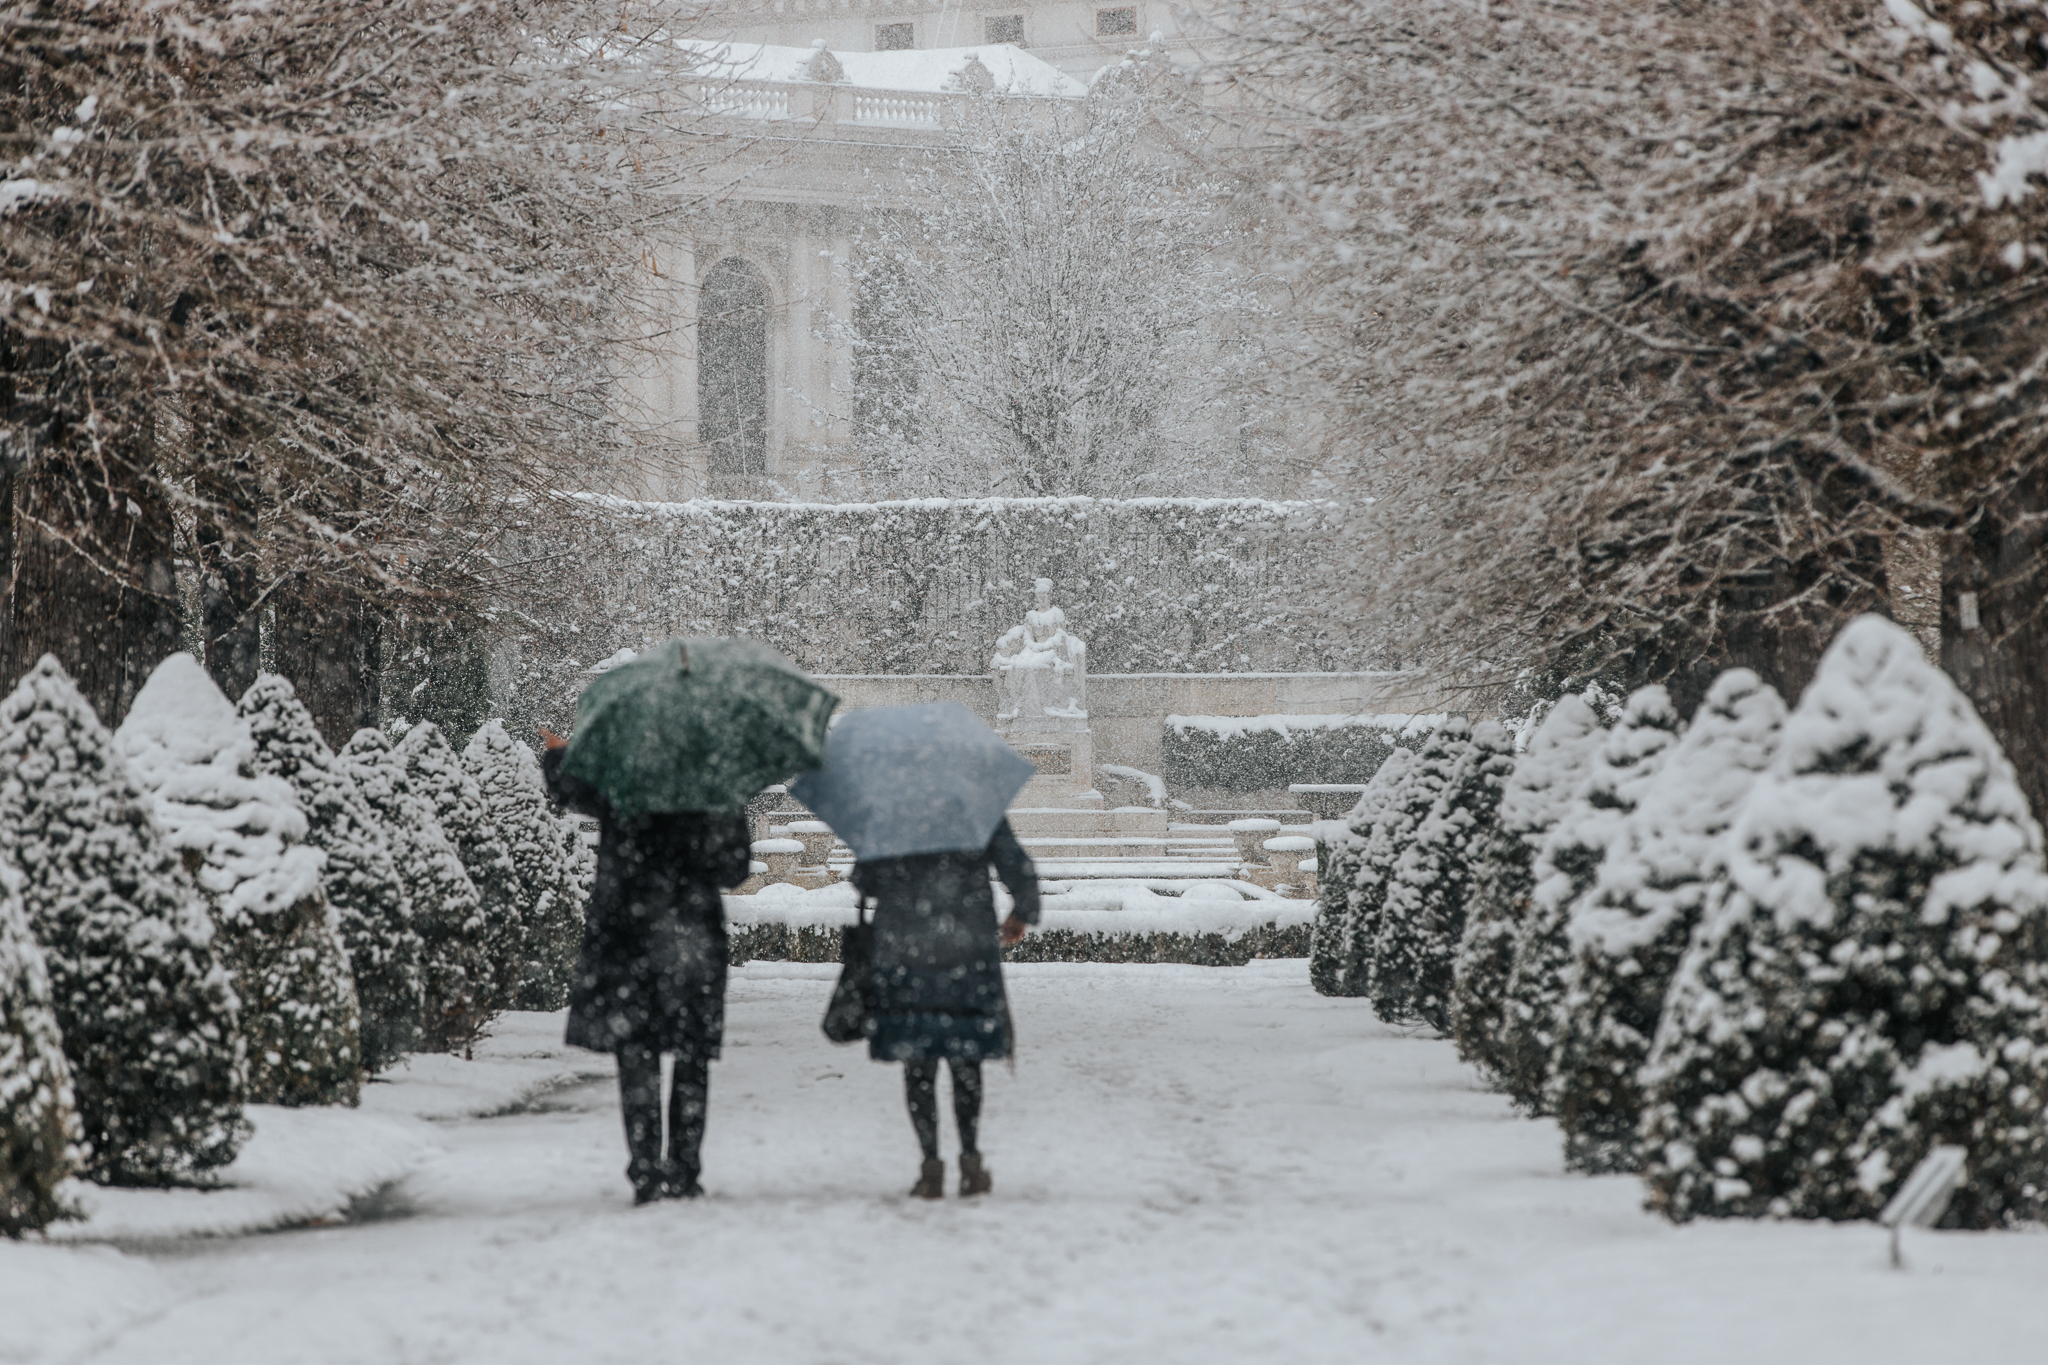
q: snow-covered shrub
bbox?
[401,721,521,1010]
[1308,822,1365,996]
[1449,696,1606,1084]
[0,656,246,1184]
[1322,748,1419,997]
[1641,618,2048,1226]
[1373,721,1516,1031]
[1,858,80,1235]
[240,675,424,1073]
[560,806,596,933]
[1497,688,1681,1113]
[116,657,361,1107]
[340,728,492,1052]
[1161,713,1439,793]
[1550,671,1785,1174]
[463,720,586,1011]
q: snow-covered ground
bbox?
[8,963,2048,1365]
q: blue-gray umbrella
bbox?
[789,703,1035,861]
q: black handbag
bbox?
[822,899,875,1044]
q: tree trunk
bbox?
[273,578,381,748]
[190,421,264,701]
[1941,487,2048,821]
[2,444,183,725]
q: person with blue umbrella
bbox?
[542,638,836,1205]
[792,702,1041,1199]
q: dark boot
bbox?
[959,1151,991,1197]
[911,1157,946,1199]
[618,1043,668,1205]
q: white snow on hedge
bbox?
[571,491,1336,517]
[1165,712,1444,740]
[1732,617,2046,933]
[114,654,324,919]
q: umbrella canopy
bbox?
[562,637,837,816]
[790,702,1036,861]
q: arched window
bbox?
[698,257,769,476]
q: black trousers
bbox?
[904,1057,983,1160]
[616,1040,710,1193]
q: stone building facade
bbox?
[605,2,1204,502]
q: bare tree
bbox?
[1206,0,2048,809]
[830,52,1287,498]
[0,0,733,733]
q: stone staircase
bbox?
[740,788,1321,898]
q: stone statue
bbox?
[992,578,1088,734]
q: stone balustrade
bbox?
[673,76,1055,133]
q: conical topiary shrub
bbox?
[1641,617,2048,1226]
[1550,670,1785,1174]
[340,729,492,1052]
[239,675,423,1073]
[1310,824,1366,997]
[464,720,585,1011]
[0,656,246,1184]
[1374,720,1516,1031]
[1,858,81,1235]
[1334,748,1422,998]
[1309,750,1415,997]
[1310,749,1409,1002]
[401,722,522,1011]
[1498,687,1681,1114]
[1450,695,1606,1086]
[117,656,361,1107]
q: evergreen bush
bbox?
[1308,822,1365,996]
[401,722,522,1010]
[240,675,423,1073]
[1331,748,1420,997]
[1449,695,1607,1084]
[1373,721,1516,1031]
[1498,688,1680,1113]
[1641,618,2048,1226]
[464,721,586,1011]
[0,656,246,1184]
[0,858,80,1236]
[117,656,361,1107]
[1549,670,1785,1174]
[340,728,492,1051]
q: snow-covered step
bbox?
[1026,859,1242,880]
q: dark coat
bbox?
[542,749,752,1056]
[850,819,1040,1063]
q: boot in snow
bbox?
[911,1158,946,1199]
[959,1152,992,1197]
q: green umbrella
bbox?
[562,637,838,816]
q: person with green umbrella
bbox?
[541,638,836,1205]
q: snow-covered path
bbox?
[22,962,2048,1365]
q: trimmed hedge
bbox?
[1160,714,1439,792]
[728,922,1308,967]
[500,496,1367,738]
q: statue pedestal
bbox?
[1009,732,1101,809]
[993,577,1100,809]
